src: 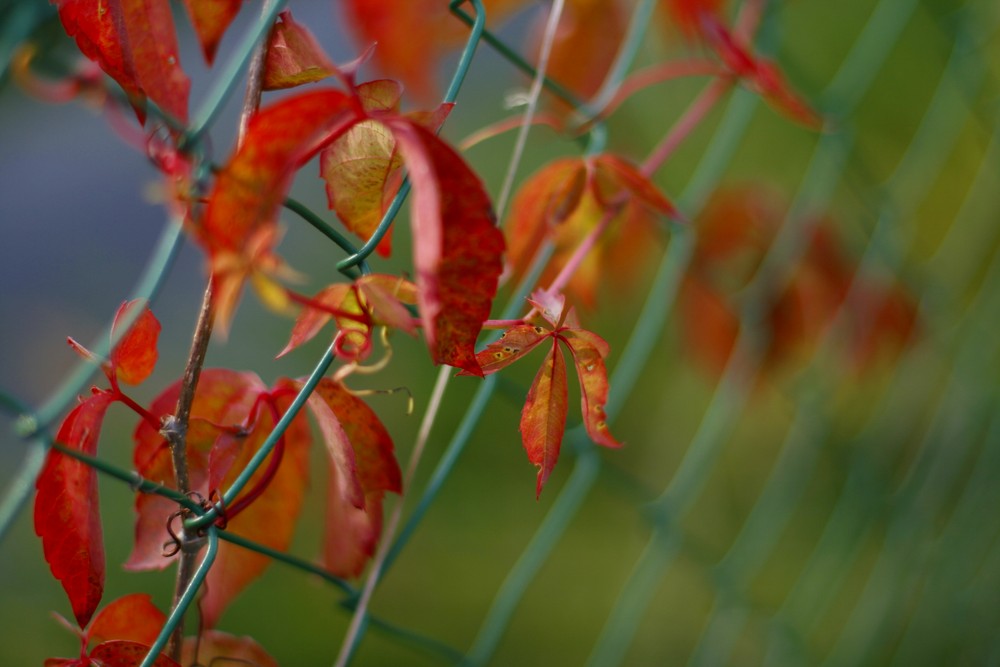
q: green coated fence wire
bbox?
[5,0,1000,664]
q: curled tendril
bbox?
[161,491,219,557]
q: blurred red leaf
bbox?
[386,118,504,376]
[109,300,160,386]
[182,0,243,64]
[86,593,165,647]
[263,10,338,90]
[88,641,179,666]
[182,630,279,667]
[53,0,190,123]
[659,0,820,127]
[661,0,723,36]
[35,391,116,628]
[680,186,918,379]
[506,154,671,307]
[342,0,525,102]
[52,0,141,109]
[127,371,311,627]
[200,89,358,333]
[537,0,628,107]
[310,379,401,577]
[521,340,569,498]
[118,0,190,123]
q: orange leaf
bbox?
[386,118,505,376]
[279,284,352,358]
[536,0,629,107]
[109,300,160,386]
[35,391,116,628]
[201,89,357,333]
[520,340,569,498]
[199,380,312,628]
[342,1,524,102]
[561,330,621,448]
[506,158,587,279]
[591,154,677,216]
[182,0,243,64]
[356,274,418,333]
[505,154,670,307]
[87,594,165,647]
[263,10,338,90]
[181,630,279,667]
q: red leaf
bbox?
[181,630,279,667]
[309,379,401,577]
[116,0,190,123]
[54,0,191,124]
[128,372,310,627]
[281,275,417,361]
[52,0,142,109]
[663,3,822,128]
[520,341,569,498]
[86,593,166,647]
[127,370,265,571]
[35,391,116,628]
[536,0,628,107]
[278,284,352,358]
[88,640,179,667]
[109,300,160,386]
[199,379,311,627]
[305,387,364,514]
[182,0,243,64]
[461,324,553,376]
[561,330,621,448]
[385,118,505,376]
[201,89,357,332]
[263,10,338,90]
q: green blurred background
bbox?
[1,0,999,664]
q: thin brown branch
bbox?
[162,26,269,663]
